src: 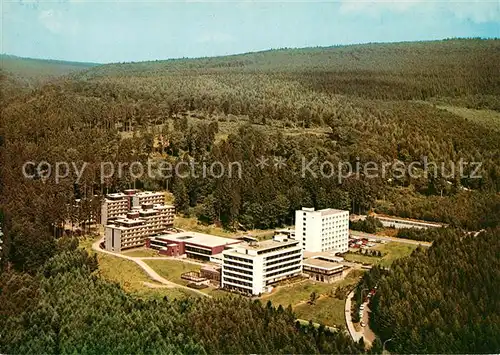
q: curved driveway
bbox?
[91,238,209,297]
[345,289,375,347]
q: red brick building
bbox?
[147,232,241,261]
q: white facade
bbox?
[295,207,349,253]
[221,238,303,295]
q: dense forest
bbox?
[358,228,500,353]
[2,39,500,269]
[0,237,362,354]
[1,39,500,352]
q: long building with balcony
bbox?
[221,236,303,295]
[105,217,151,252]
[100,190,166,225]
[101,192,131,225]
[132,191,165,207]
[104,203,175,252]
[130,203,175,234]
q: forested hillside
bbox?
[2,39,500,270]
[364,228,500,353]
[1,39,500,352]
[0,237,362,354]
[0,55,97,102]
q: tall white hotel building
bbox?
[294,207,349,253]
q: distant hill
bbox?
[72,38,499,111]
[0,54,99,88]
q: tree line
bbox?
[0,236,362,354]
[358,228,500,353]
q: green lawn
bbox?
[373,242,419,267]
[143,259,202,285]
[345,242,419,267]
[144,259,235,296]
[78,236,201,299]
[173,215,285,241]
[262,271,362,327]
[294,297,346,327]
[122,248,160,258]
[174,216,236,237]
[97,252,202,298]
[344,253,380,265]
[263,281,334,307]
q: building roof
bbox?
[318,208,349,216]
[152,232,240,248]
[303,251,344,261]
[241,238,298,251]
[274,228,295,234]
[106,192,127,200]
[300,207,348,216]
[223,238,300,259]
[106,217,148,228]
[303,258,344,271]
[135,191,164,197]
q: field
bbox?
[143,259,202,285]
[96,252,201,299]
[143,259,234,296]
[262,270,363,327]
[437,105,500,132]
[78,236,202,299]
[122,248,160,258]
[174,215,279,240]
[174,216,235,237]
[294,297,346,328]
[344,241,420,267]
[373,242,420,267]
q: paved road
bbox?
[345,290,375,348]
[350,230,432,247]
[345,290,364,343]
[91,238,209,297]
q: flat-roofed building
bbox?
[221,237,303,295]
[100,190,166,225]
[303,257,347,283]
[147,232,241,261]
[105,217,151,252]
[100,192,130,225]
[274,228,295,239]
[295,207,349,253]
[132,191,165,207]
[104,203,175,252]
[375,215,445,229]
[131,203,175,234]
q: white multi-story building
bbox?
[294,207,349,253]
[221,237,303,295]
[105,217,150,252]
[100,192,130,225]
[104,203,175,252]
[131,203,175,234]
[100,190,166,225]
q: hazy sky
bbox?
[2,0,499,63]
